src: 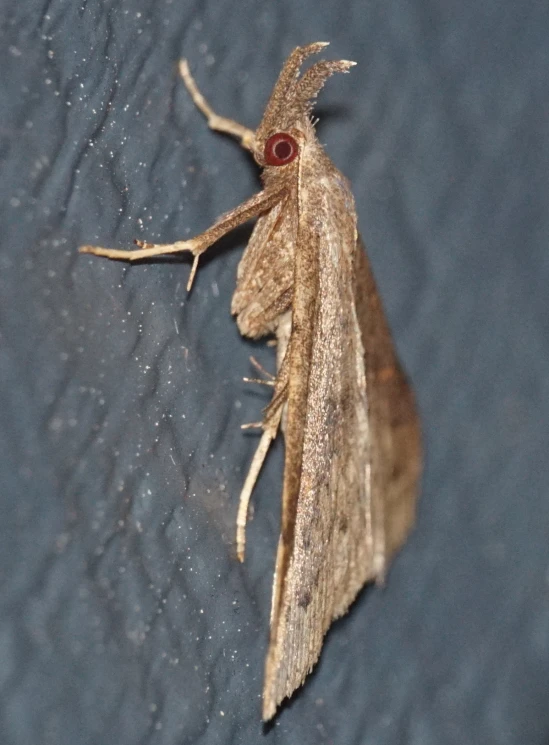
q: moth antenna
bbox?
[258,43,329,136]
[291,60,356,114]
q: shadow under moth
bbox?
[80,42,421,720]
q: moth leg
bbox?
[80,186,286,290]
[243,377,275,387]
[243,356,276,386]
[179,60,255,152]
[80,238,205,289]
[249,356,276,381]
[236,407,282,563]
[241,421,264,430]
[236,352,290,561]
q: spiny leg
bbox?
[179,60,255,151]
[243,356,276,386]
[80,186,287,290]
[80,240,202,291]
[236,349,290,561]
[79,241,195,261]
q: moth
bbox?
[80,43,421,720]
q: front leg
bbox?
[80,186,286,290]
[179,60,255,152]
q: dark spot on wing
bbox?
[298,590,312,609]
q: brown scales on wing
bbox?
[79,42,421,722]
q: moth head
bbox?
[253,42,356,168]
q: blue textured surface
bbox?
[1,1,549,743]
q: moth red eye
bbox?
[264,133,299,166]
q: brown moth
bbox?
[80,42,421,720]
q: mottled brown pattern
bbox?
[80,43,421,722]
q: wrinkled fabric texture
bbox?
[1,1,548,744]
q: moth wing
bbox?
[263,218,421,717]
[354,240,421,566]
[231,196,297,339]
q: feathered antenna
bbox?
[291,59,356,114]
[257,42,329,133]
[256,44,356,143]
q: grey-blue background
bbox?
[1,1,548,743]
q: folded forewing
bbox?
[263,182,420,716]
